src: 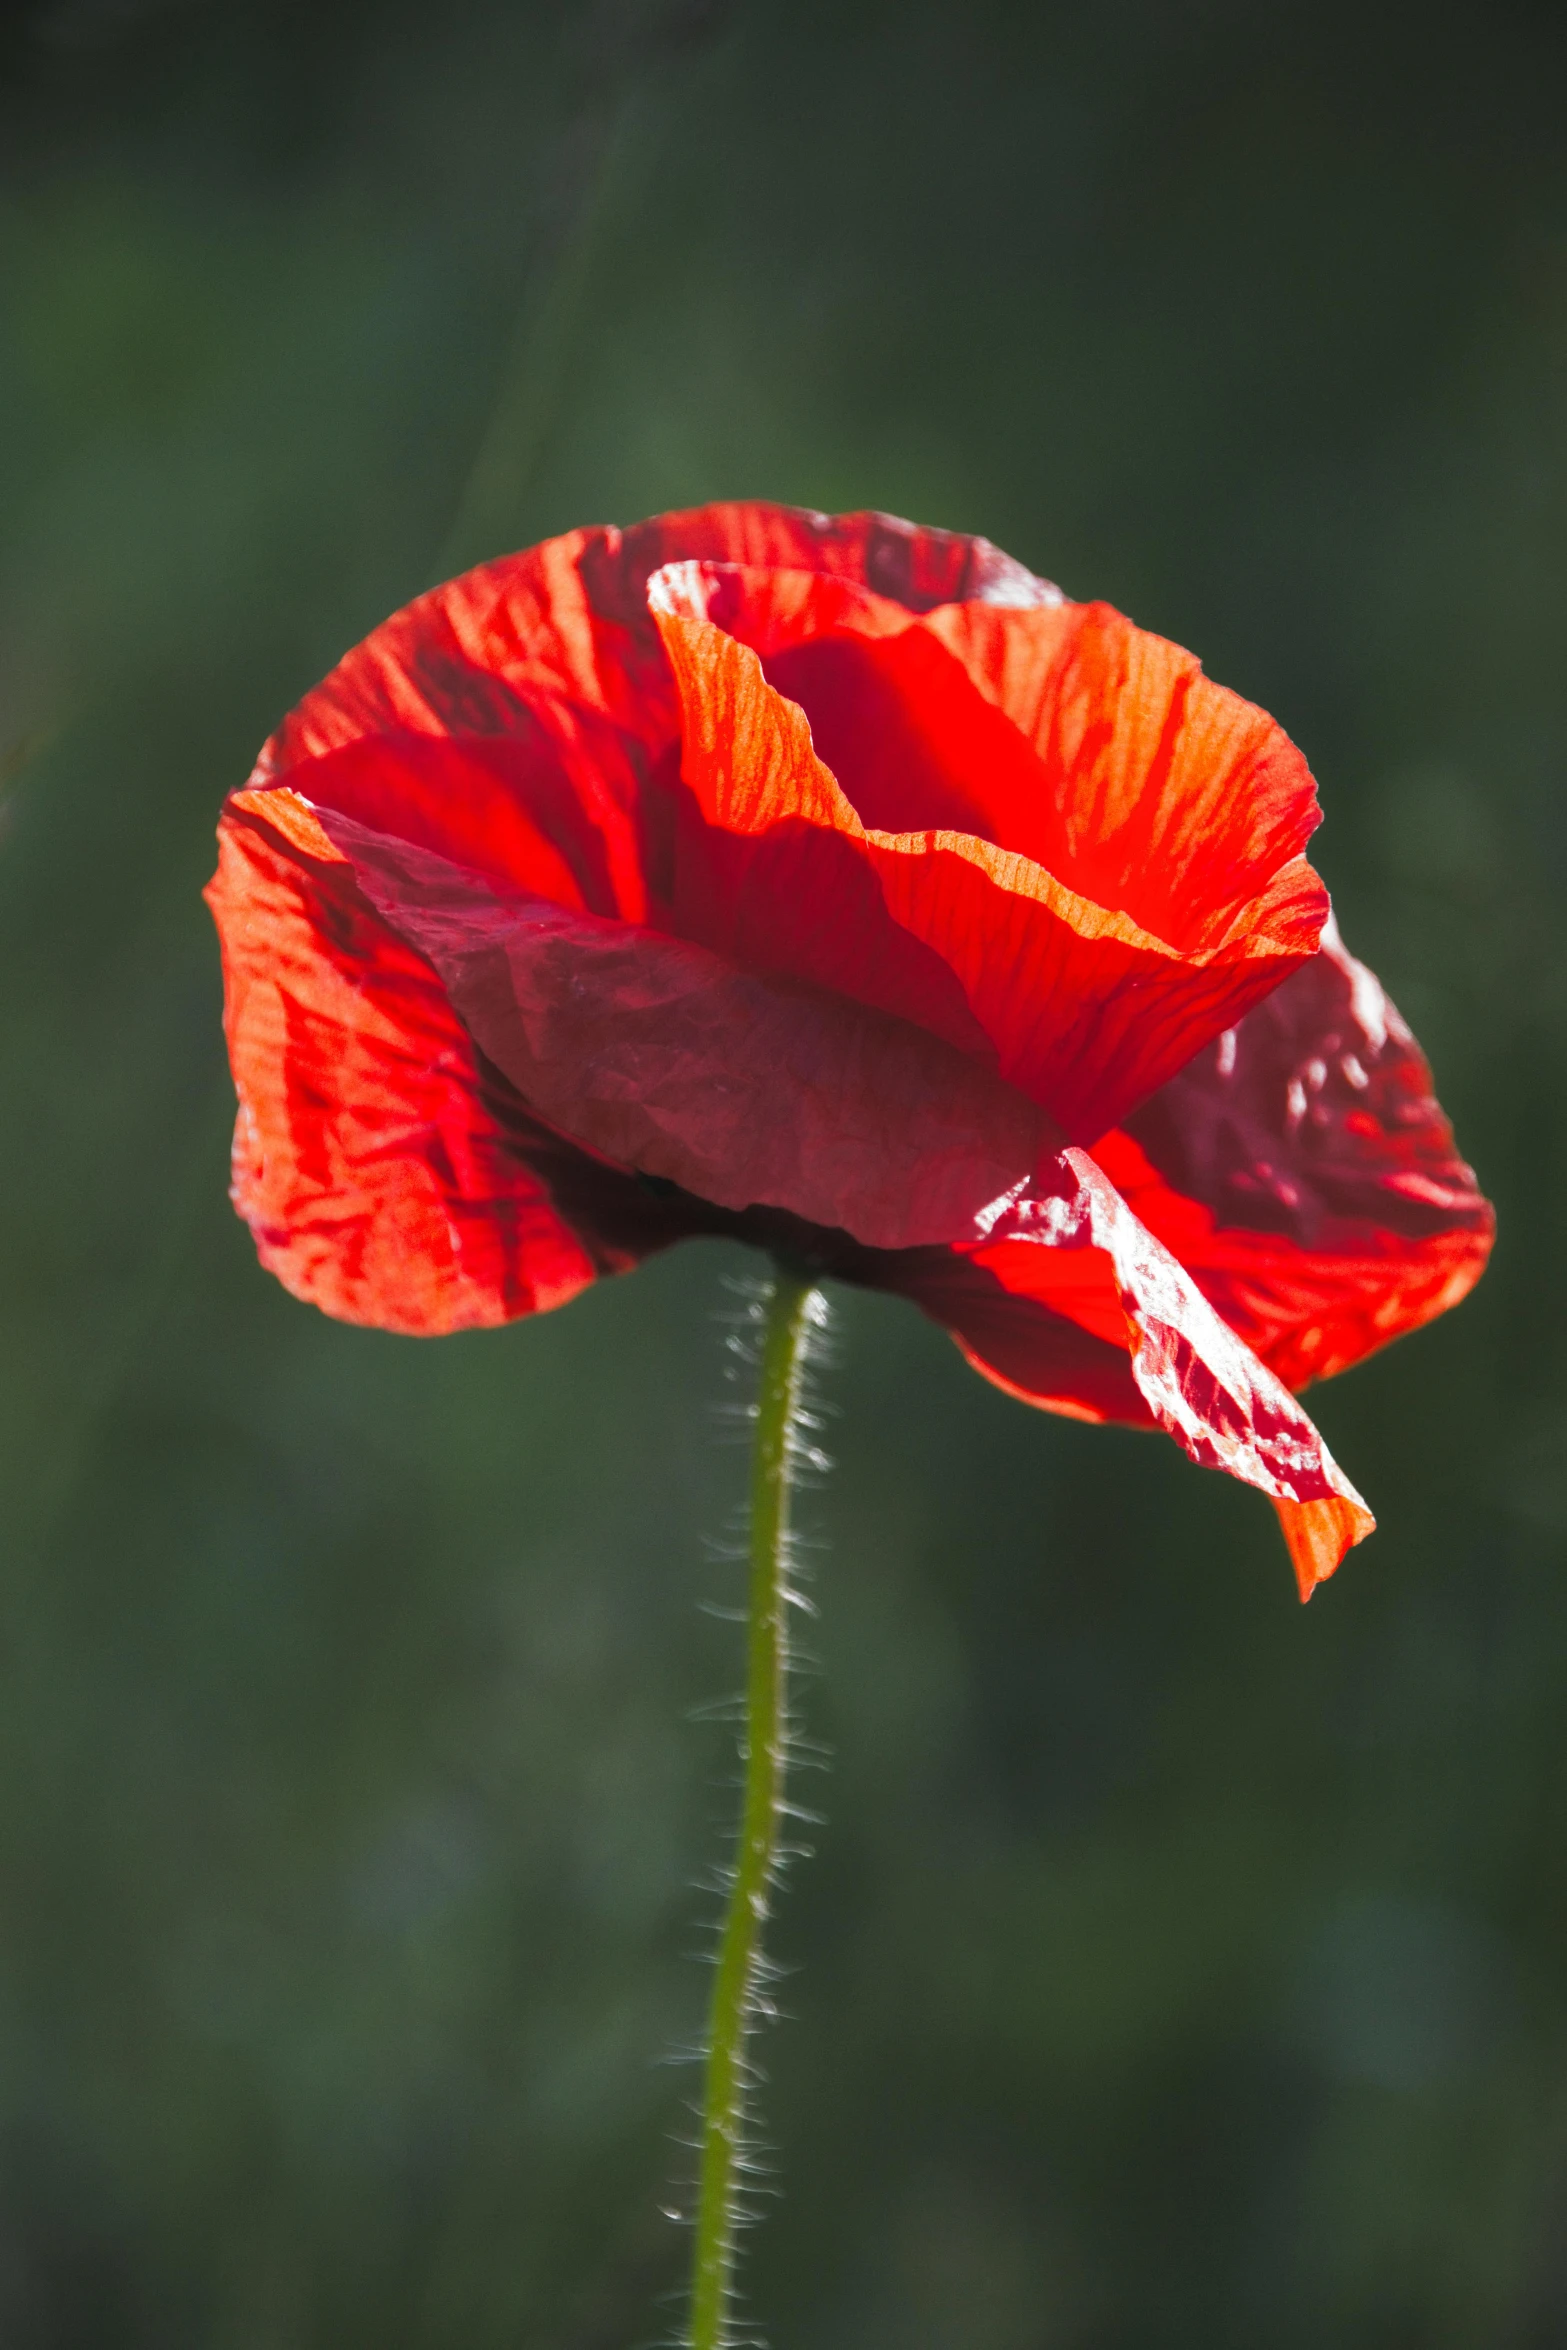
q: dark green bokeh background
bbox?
[2,3,1564,2342]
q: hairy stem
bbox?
[688,1264,819,2350]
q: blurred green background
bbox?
[1,2,1564,2342]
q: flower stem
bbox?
[688,1264,819,2350]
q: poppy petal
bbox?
[205,789,696,1334]
[649,562,1328,1138]
[680,561,1322,958]
[1097,918,1495,1388]
[307,806,1059,1251]
[886,1146,1374,1595]
[255,526,666,926]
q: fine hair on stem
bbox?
[674,1261,832,2350]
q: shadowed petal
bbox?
[312,807,1059,1252]
[1102,919,1495,1387]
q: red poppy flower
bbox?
[205,502,1493,1598]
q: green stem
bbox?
[689,1264,819,2350]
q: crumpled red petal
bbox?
[648,560,1328,1139]
[881,1148,1374,1596]
[307,803,1057,1251]
[204,788,698,1334]
[1102,919,1495,1386]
